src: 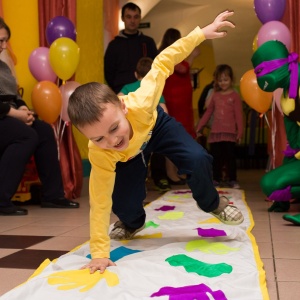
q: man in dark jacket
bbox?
[104,2,157,94]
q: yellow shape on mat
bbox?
[135,232,162,239]
[186,240,240,254]
[198,217,221,224]
[158,211,184,220]
[47,269,119,292]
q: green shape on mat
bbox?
[166,254,232,278]
[145,221,159,228]
[186,239,240,254]
[158,211,184,220]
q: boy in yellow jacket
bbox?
[68,11,243,274]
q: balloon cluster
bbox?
[240,0,288,114]
[29,16,81,124]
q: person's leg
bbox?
[148,108,217,212]
[0,117,38,215]
[146,107,243,225]
[112,152,150,232]
[224,141,240,188]
[282,213,300,225]
[209,142,223,184]
[150,153,170,192]
[261,158,300,212]
[165,157,186,185]
[31,120,79,208]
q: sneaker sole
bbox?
[41,202,79,208]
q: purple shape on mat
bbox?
[173,190,192,194]
[196,228,227,238]
[150,283,227,300]
[155,205,175,211]
[268,186,292,202]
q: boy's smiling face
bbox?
[78,101,133,151]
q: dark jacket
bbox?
[104,30,157,93]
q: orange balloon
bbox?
[32,81,62,124]
[240,69,273,113]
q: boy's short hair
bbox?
[68,82,121,128]
[121,2,141,17]
[136,57,153,78]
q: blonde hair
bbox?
[68,82,121,127]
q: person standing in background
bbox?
[105,2,171,192]
[196,64,243,189]
[104,2,157,94]
[158,28,200,138]
[158,28,200,184]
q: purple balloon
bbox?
[28,47,57,82]
[46,16,76,46]
[257,20,291,50]
[254,0,286,24]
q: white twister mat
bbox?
[0,188,269,300]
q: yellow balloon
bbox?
[252,34,258,53]
[49,37,80,81]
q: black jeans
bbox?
[0,117,64,206]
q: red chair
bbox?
[12,156,41,202]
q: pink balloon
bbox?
[28,47,57,82]
[59,81,80,122]
[257,21,291,50]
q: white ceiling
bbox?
[119,0,262,82]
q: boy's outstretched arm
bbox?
[202,10,235,39]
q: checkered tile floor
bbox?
[0,235,67,269]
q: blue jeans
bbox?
[112,106,219,229]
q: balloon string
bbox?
[271,96,276,170]
[264,113,270,129]
[52,122,60,161]
[60,121,66,144]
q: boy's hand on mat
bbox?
[202,10,235,40]
[81,258,116,274]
